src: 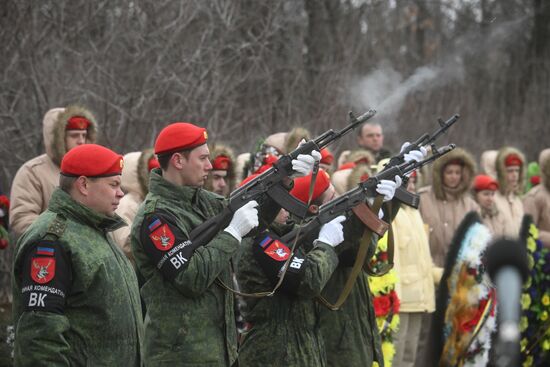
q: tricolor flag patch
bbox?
[259,236,272,249]
[36,247,55,256]
[148,218,162,232]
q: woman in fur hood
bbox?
[204,143,236,197]
[493,146,526,237]
[9,105,98,238]
[331,149,376,195]
[418,147,480,267]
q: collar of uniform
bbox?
[148,168,200,205]
[48,188,126,232]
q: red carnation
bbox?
[373,295,391,317]
[0,195,9,209]
[379,252,388,262]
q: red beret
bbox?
[148,157,160,171]
[61,144,123,177]
[212,155,231,171]
[504,153,523,167]
[253,155,278,174]
[320,148,334,165]
[337,162,356,171]
[290,170,331,204]
[66,116,91,130]
[473,175,499,192]
[155,122,208,155]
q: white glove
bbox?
[291,150,321,178]
[316,215,346,247]
[224,201,259,242]
[400,142,428,163]
[376,175,402,202]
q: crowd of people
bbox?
[1,104,549,366]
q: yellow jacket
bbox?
[393,206,442,313]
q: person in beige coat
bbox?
[112,149,158,262]
[9,106,97,238]
[204,143,235,197]
[331,149,375,195]
[480,150,498,178]
[494,146,525,237]
[393,172,442,367]
[418,147,480,267]
[523,148,550,247]
[472,174,507,236]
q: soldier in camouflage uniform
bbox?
[131,122,319,366]
[237,169,402,366]
[12,144,143,366]
[237,170,343,366]
[320,144,427,367]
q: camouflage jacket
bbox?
[12,188,143,366]
[236,223,339,367]
[318,215,384,367]
[131,170,240,366]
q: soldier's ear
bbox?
[74,176,90,196]
[171,152,185,170]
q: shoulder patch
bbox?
[30,257,56,284]
[148,219,175,251]
[140,212,202,282]
[259,236,290,261]
[20,240,71,314]
[253,232,307,294]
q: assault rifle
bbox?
[388,114,460,208]
[280,144,456,245]
[189,109,377,246]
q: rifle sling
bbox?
[316,195,385,310]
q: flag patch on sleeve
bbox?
[36,247,55,256]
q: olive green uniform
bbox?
[319,216,384,367]
[12,189,143,366]
[236,224,339,366]
[131,170,241,366]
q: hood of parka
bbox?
[45,105,98,166]
[495,146,526,195]
[539,148,550,192]
[205,143,236,193]
[120,152,142,196]
[431,147,477,200]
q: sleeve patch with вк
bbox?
[253,232,307,294]
[20,241,71,314]
[140,212,202,281]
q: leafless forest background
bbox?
[0,0,548,345]
[1,0,550,194]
